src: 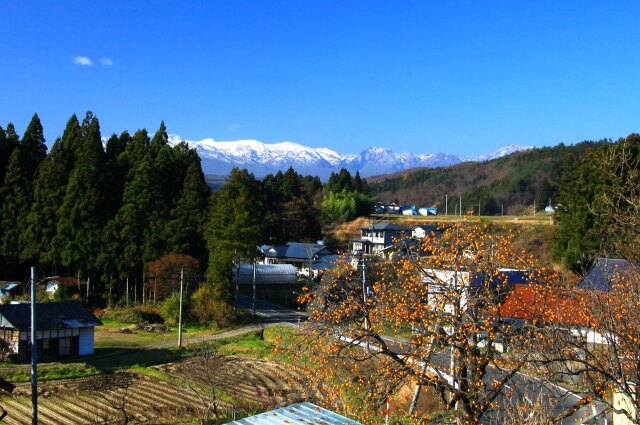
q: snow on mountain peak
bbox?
[168,134,532,179]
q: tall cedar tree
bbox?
[21,138,69,270]
[262,168,322,243]
[552,147,609,272]
[0,115,47,278]
[166,161,210,262]
[54,112,108,279]
[0,124,19,187]
[206,168,263,302]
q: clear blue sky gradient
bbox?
[2,1,639,156]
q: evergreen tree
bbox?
[552,148,608,272]
[0,148,30,278]
[20,113,47,178]
[0,124,19,186]
[21,138,69,270]
[111,156,166,277]
[205,168,263,302]
[54,112,107,278]
[166,161,210,261]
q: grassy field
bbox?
[0,316,269,383]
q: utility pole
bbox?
[362,254,369,351]
[178,268,184,347]
[30,267,38,425]
[142,269,146,305]
[252,259,257,320]
[445,194,448,217]
[459,194,462,217]
[233,252,240,319]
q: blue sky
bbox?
[2,1,640,156]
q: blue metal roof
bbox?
[226,402,363,425]
[577,258,636,291]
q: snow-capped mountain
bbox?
[168,135,532,180]
[461,144,533,162]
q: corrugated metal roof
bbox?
[233,264,298,285]
[226,402,363,425]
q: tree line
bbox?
[367,139,610,215]
[0,112,373,307]
[552,134,640,272]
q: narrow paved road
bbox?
[237,294,307,326]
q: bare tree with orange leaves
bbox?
[526,260,640,424]
[294,219,561,423]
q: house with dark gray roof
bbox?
[260,242,336,277]
[352,222,410,257]
[577,258,636,291]
[0,301,102,361]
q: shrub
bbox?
[160,292,189,324]
[101,305,164,324]
[190,284,232,329]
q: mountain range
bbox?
[167,135,533,180]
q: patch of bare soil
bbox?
[155,354,319,411]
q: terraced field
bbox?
[155,355,319,410]
[0,372,202,424]
[0,356,317,424]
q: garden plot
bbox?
[0,372,201,425]
[155,355,320,411]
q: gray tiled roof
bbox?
[0,301,102,331]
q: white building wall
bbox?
[78,327,95,355]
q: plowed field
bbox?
[0,355,314,424]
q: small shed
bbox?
[226,402,363,425]
[0,301,102,361]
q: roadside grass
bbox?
[94,318,218,349]
[0,316,268,383]
[213,331,273,358]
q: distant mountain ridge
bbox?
[167,135,532,179]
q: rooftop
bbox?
[226,402,362,425]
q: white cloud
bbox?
[228,123,241,133]
[74,56,93,66]
[99,57,113,66]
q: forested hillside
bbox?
[368,141,608,215]
[0,113,372,307]
[0,113,211,301]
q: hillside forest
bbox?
[0,112,638,307]
[0,113,372,306]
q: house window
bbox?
[59,337,71,356]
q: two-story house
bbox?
[352,222,410,257]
